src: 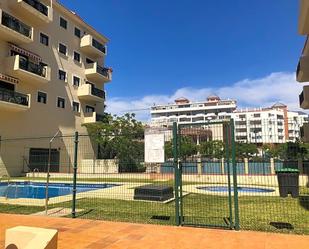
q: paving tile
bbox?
[1,214,309,249]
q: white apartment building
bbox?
[151,95,237,127]
[234,103,308,144]
[150,97,308,144]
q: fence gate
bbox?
[173,121,239,229]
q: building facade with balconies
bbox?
[0,0,112,176]
[150,95,237,128]
[150,97,308,144]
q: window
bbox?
[40,33,49,46]
[57,97,65,109]
[60,17,67,29]
[73,102,80,112]
[73,51,81,63]
[58,43,67,55]
[37,91,47,104]
[86,105,95,113]
[58,70,67,81]
[73,76,80,86]
[74,27,81,38]
[86,58,94,64]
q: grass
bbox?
[1,194,308,234]
[1,178,308,235]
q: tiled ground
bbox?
[0,214,309,249]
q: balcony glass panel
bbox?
[1,12,32,38]
[92,38,106,54]
[19,57,46,77]
[23,0,48,16]
[0,88,29,106]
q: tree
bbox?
[235,143,258,159]
[199,140,224,159]
[84,113,145,172]
[165,136,198,160]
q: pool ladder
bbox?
[4,182,18,199]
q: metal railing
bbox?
[19,57,47,78]
[0,88,29,107]
[96,64,110,78]
[92,38,106,54]
[91,85,105,99]
[23,0,48,16]
[1,11,32,38]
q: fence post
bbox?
[230,119,240,230]
[72,131,79,218]
[173,122,180,226]
[244,158,249,175]
[270,158,275,174]
[225,123,233,229]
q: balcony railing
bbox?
[90,85,105,99]
[96,65,110,78]
[92,38,106,54]
[19,57,46,78]
[1,11,32,38]
[0,88,29,107]
[96,113,106,122]
[23,0,48,16]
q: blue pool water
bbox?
[0,182,119,199]
[197,186,275,193]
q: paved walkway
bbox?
[0,214,309,249]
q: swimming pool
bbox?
[197,186,275,193]
[0,182,119,199]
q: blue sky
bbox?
[61,0,305,120]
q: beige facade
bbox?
[0,0,112,176]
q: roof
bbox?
[271,102,287,108]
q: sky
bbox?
[60,0,306,120]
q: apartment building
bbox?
[150,97,308,144]
[151,95,237,127]
[0,0,112,176]
[234,103,308,144]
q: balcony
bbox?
[0,88,30,111]
[5,55,51,84]
[83,112,106,124]
[80,35,107,58]
[78,84,105,103]
[297,56,309,82]
[0,9,33,44]
[85,63,111,83]
[299,0,309,35]
[10,0,53,24]
[300,86,309,109]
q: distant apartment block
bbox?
[0,0,112,176]
[150,96,308,144]
[151,95,236,127]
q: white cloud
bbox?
[106,72,304,121]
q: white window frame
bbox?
[37,90,47,104]
[56,96,66,109]
[58,69,68,82]
[58,42,68,56]
[39,32,49,46]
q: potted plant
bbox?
[276,168,299,198]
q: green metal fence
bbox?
[0,119,308,235]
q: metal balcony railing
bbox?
[95,64,110,79]
[1,11,32,38]
[90,85,105,99]
[96,113,106,122]
[92,38,106,54]
[19,57,46,78]
[0,88,29,107]
[23,0,48,16]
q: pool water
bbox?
[197,186,275,193]
[0,182,119,199]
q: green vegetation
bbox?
[0,190,308,235]
[84,113,145,172]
